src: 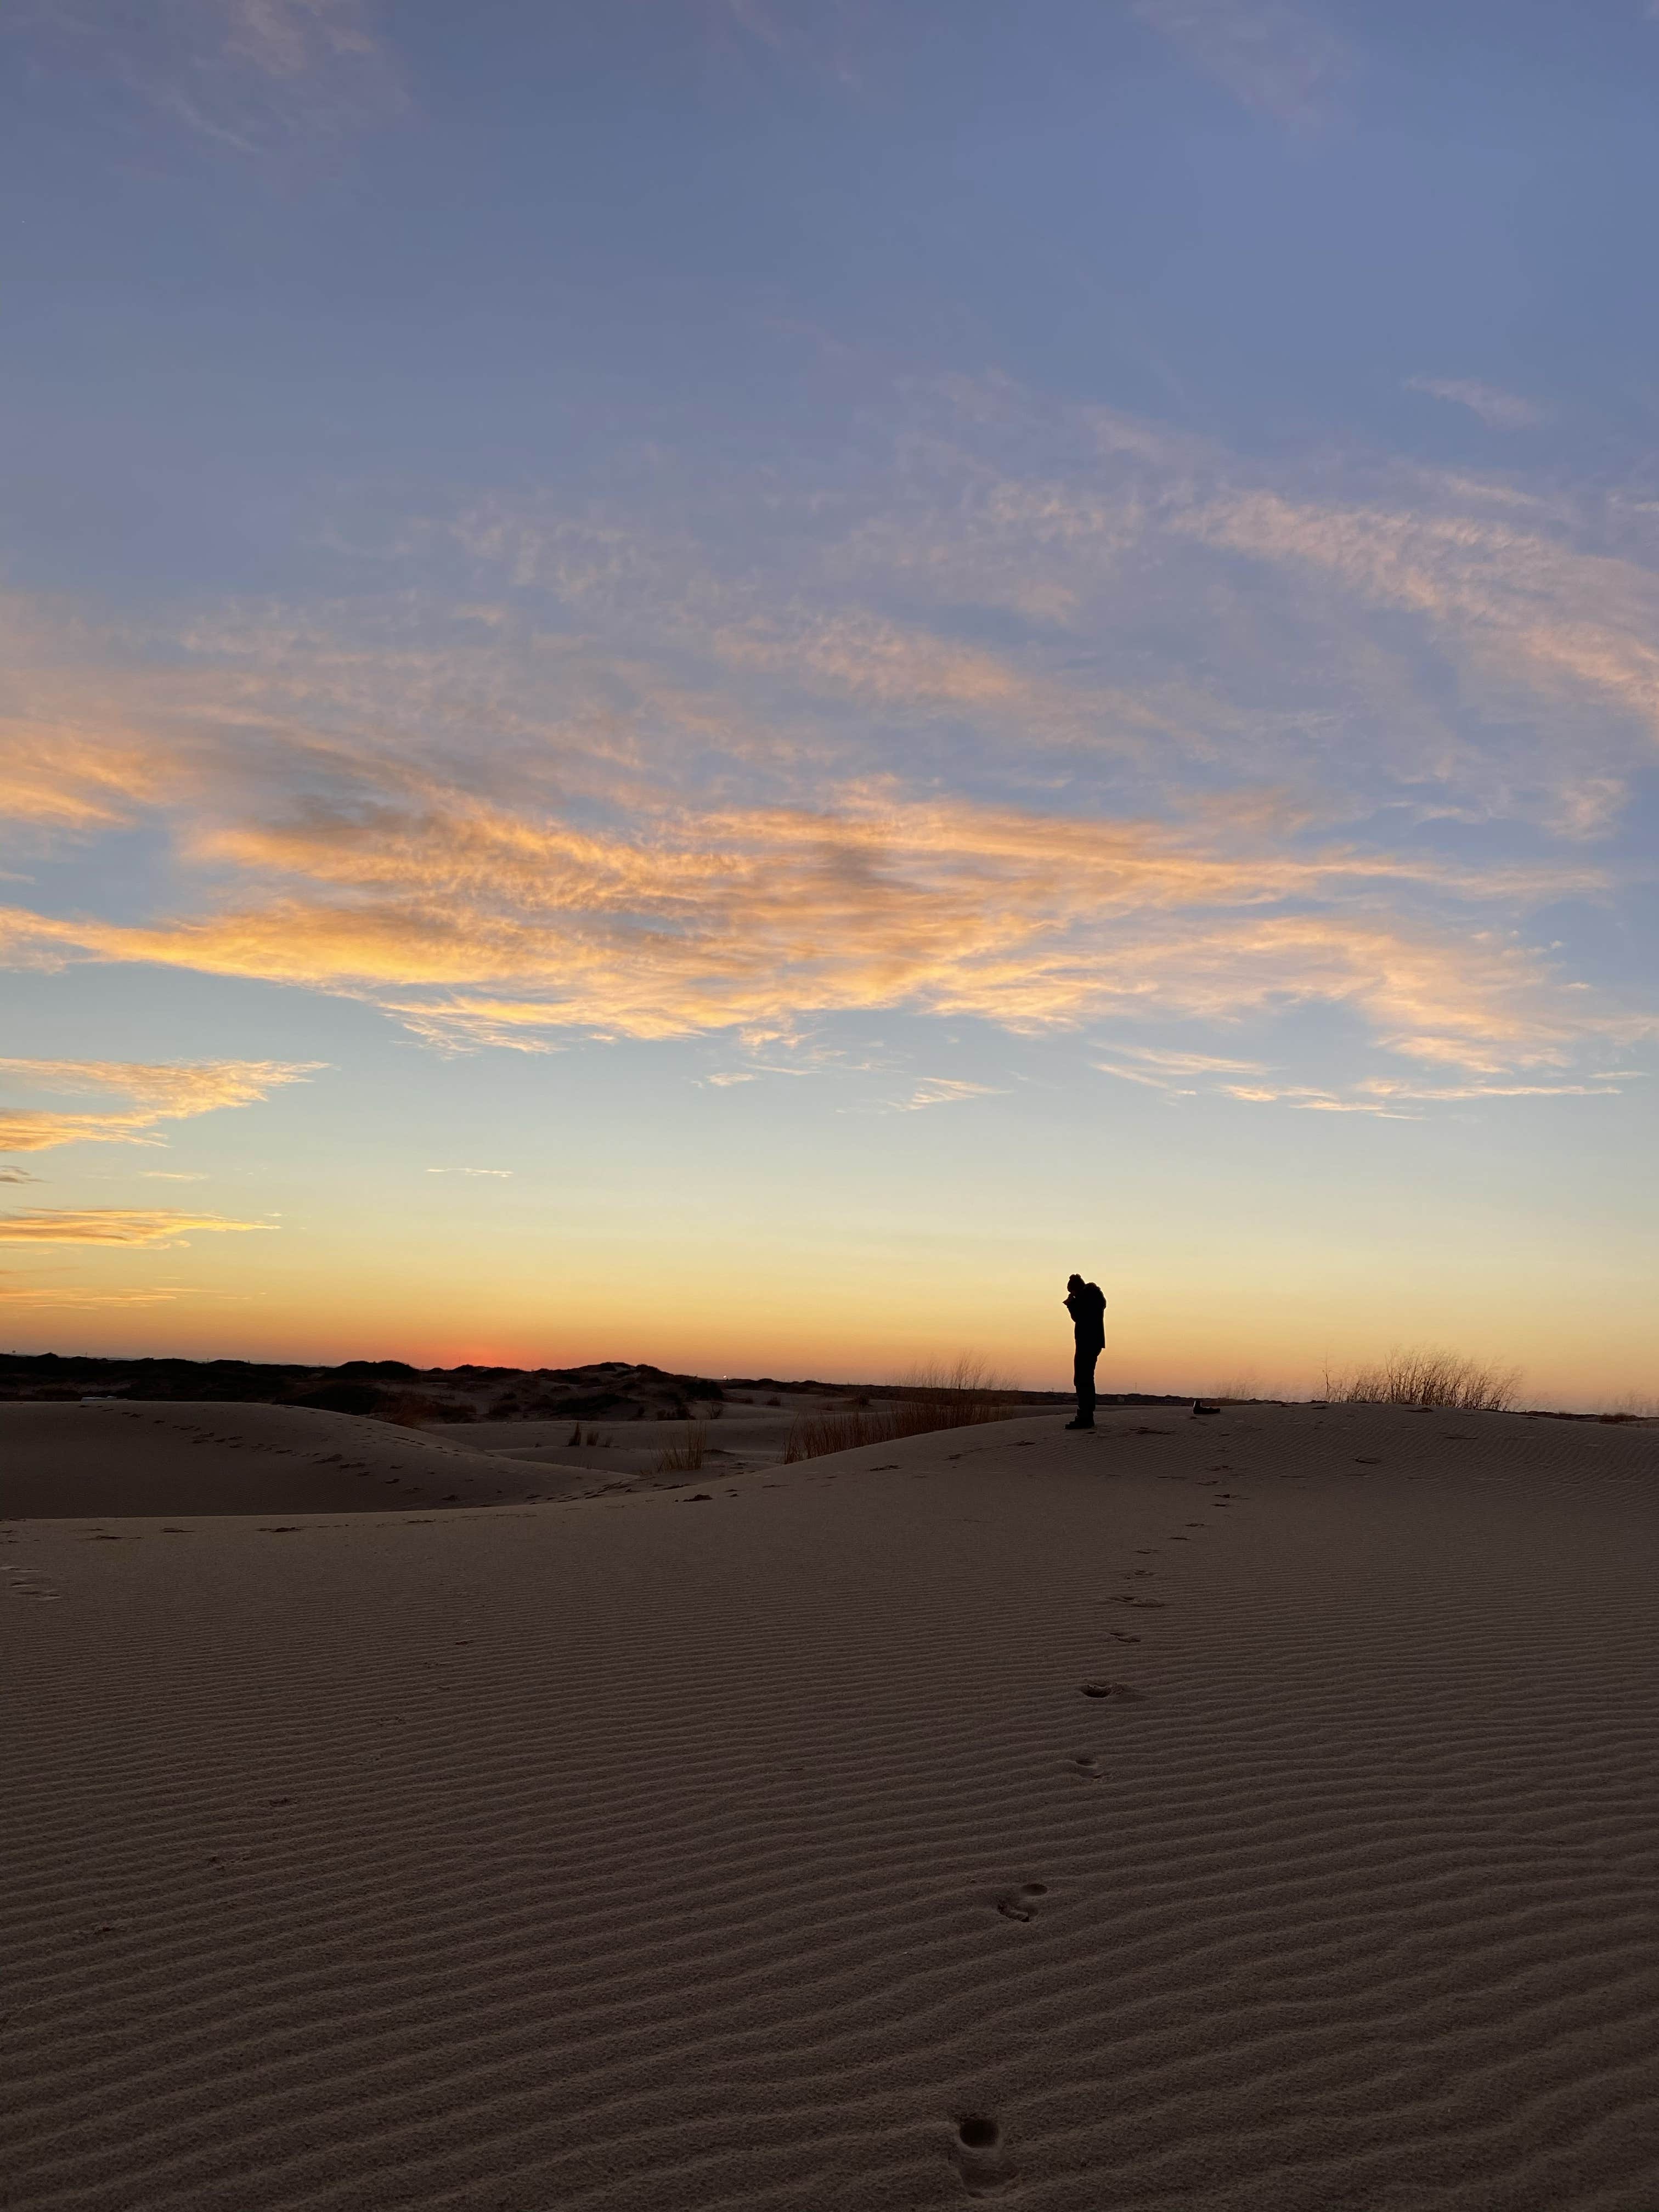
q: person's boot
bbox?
[1063,1415,1094,1430]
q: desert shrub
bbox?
[782,1409,895,1461]
[657,1420,709,1474]
[783,1356,1017,1464]
[1322,1348,1519,1413]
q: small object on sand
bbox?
[1192,1400,1220,1417]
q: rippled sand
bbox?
[4,1402,1657,2210]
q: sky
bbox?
[1,0,1656,1402]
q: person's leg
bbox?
[1069,1341,1097,1426]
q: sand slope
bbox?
[4,1403,1657,2210]
[0,1401,592,1517]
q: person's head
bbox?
[1066,1273,1085,1291]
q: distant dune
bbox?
[0,1387,952,1516]
[0,1401,556,1517]
[4,1403,1657,2210]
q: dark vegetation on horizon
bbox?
[2,1351,1645,1430]
[0,1352,1157,1426]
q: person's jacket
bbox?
[1066,1283,1107,1348]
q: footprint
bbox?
[952,2113,1017,2195]
[1069,1752,1104,1778]
[994,1883,1048,1922]
[1081,1679,1142,1700]
[2,1568,60,1601]
[1107,1629,1141,1643]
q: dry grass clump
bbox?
[781,1409,892,1461]
[1600,1392,1659,1422]
[656,1420,709,1474]
[783,1355,1017,1465]
[1323,1347,1520,1413]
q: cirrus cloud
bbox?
[0,1209,276,1247]
[0,1058,323,1155]
[0,787,1622,1074]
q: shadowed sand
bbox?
[0,1392,895,1517]
[0,1401,586,1515]
[4,1403,1658,2210]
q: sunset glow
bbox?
[3,2,1655,1403]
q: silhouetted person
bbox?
[1064,1272,1107,1430]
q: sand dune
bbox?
[0,1401,580,1517]
[4,1403,1657,2210]
[0,1392,870,1519]
[464,1393,878,1483]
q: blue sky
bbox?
[1,1,1655,1399]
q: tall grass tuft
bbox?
[783,1355,1017,1465]
[656,1420,710,1474]
[1322,1347,1520,1413]
[1600,1392,1659,1421]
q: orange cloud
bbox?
[0,1277,218,1307]
[0,791,1625,1074]
[0,1059,321,1155]
[3,395,1655,1110]
[0,1210,275,1247]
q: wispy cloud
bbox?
[0,1274,221,1307]
[1134,0,1354,125]
[0,1209,275,1247]
[0,1166,42,1183]
[14,0,407,160]
[1097,1045,1268,1080]
[425,1166,514,1177]
[891,1077,1004,1110]
[1406,378,1547,432]
[0,1057,321,1154]
[1221,1084,1421,1118]
[1178,486,1659,766]
[0,793,1620,1076]
[3,375,1657,1100]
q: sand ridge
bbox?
[0,1401,592,1517]
[4,1404,1658,2209]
